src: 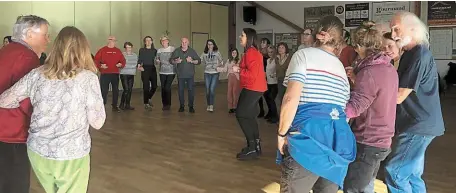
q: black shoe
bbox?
[267,118,278,124]
[125,106,135,110]
[162,106,170,111]
[178,106,185,112]
[255,139,262,156]
[229,109,235,113]
[189,107,195,113]
[258,111,265,118]
[119,103,125,110]
[264,113,271,120]
[112,106,121,113]
[236,141,258,160]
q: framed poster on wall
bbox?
[345,3,369,27]
[372,1,410,23]
[428,1,456,26]
[275,33,301,54]
[304,6,334,29]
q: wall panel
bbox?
[111,1,142,88]
[191,2,211,33]
[0,2,32,39]
[74,1,110,54]
[210,4,229,80]
[140,1,168,43]
[32,1,75,52]
[191,2,211,82]
[167,2,191,47]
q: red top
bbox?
[339,46,357,67]
[94,46,126,74]
[239,47,267,92]
[0,42,40,143]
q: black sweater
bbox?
[138,47,157,66]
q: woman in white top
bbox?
[201,39,223,112]
[0,26,106,193]
[264,45,279,123]
[217,48,241,113]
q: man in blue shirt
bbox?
[385,11,445,193]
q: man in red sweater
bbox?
[94,35,126,112]
[0,15,49,193]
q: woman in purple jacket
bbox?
[343,21,399,192]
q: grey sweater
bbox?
[157,46,176,74]
[120,52,138,75]
[170,47,201,78]
[201,51,223,74]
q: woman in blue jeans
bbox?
[201,39,223,112]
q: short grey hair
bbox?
[394,11,429,47]
[12,15,49,41]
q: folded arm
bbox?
[0,70,34,109]
[86,73,106,129]
[345,69,377,118]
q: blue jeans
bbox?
[178,77,195,107]
[385,132,435,193]
[204,73,219,105]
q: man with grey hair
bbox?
[385,11,444,193]
[0,15,49,193]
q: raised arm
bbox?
[0,69,35,109]
[192,49,201,65]
[397,54,424,104]
[345,69,378,118]
[118,49,126,68]
[86,73,106,130]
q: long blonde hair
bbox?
[42,26,97,80]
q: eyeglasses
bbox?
[207,43,214,46]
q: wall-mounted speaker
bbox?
[243,6,257,25]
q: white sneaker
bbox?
[206,106,210,111]
[209,105,214,112]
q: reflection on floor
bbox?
[30,83,456,193]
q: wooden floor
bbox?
[30,83,456,193]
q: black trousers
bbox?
[142,66,158,104]
[100,73,119,106]
[343,143,390,192]
[120,74,134,107]
[264,84,278,119]
[258,97,265,114]
[236,89,263,142]
[0,142,30,193]
[160,74,175,107]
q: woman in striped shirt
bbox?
[277,16,356,192]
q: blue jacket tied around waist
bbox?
[277,102,357,188]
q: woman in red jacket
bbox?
[232,28,267,160]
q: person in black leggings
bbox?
[119,42,138,110]
[138,36,158,111]
[233,28,268,160]
[156,36,176,111]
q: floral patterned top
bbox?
[0,67,106,160]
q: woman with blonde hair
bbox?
[277,15,356,192]
[0,26,106,193]
[343,21,398,193]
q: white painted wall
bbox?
[235,1,452,76]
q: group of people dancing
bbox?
[0,10,445,193]
[233,11,445,193]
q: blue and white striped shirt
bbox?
[283,47,350,107]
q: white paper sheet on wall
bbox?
[430,29,453,60]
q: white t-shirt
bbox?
[283,47,350,107]
[266,58,278,84]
